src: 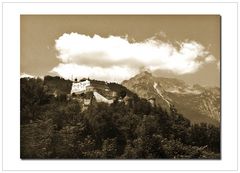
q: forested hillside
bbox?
[20,77,220,159]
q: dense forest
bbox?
[20,77,220,159]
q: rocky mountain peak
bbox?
[122,71,220,126]
[134,70,153,80]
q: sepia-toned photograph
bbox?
[20,15,221,159]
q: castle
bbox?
[69,78,154,110]
[69,78,117,110]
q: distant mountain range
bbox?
[122,71,220,126]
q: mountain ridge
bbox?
[122,71,220,126]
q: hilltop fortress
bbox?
[69,78,120,110]
[68,78,156,111]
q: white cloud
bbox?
[205,55,215,63]
[20,73,35,78]
[20,73,44,79]
[217,61,220,70]
[51,64,137,83]
[51,33,216,82]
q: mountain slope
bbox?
[122,71,220,126]
[21,76,220,159]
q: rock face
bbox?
[122,71,220,126]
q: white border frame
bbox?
[1,1,238,171]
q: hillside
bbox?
[42,76,137,99]
[122,71,220,126]
[20,76,220,159]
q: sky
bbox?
[21,15,220,86]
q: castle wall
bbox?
[70,80,90,94]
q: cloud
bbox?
[20,73,44,79]
[51,33,216,82]
[21,73,35,78]
[217,61,220,70]
[51,64,137,83]
[205,55,215,63]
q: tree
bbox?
[21,78,51,124]
[102,138,118,158]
